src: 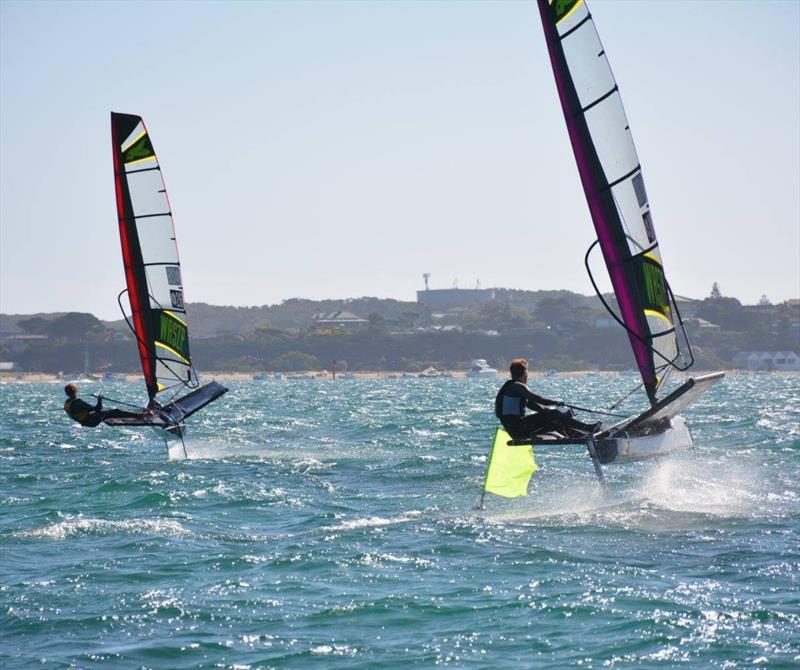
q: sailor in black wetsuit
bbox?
[63,383,143,428]
[495,358,601,441]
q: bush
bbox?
[270,351,319,371]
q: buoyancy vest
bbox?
[495,380,527,419]
[64,398,89,424]
[500,394,526,417]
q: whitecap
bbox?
[15,516,193,540]
[320,510,422,532]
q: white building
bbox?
[733,351,800,371]
[311,311,369,331]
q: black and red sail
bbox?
[111,112,194,401]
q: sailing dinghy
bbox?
[104,112,227,448]
[480,0,724,502]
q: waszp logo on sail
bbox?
[642,262,670,315]
[125,137,154,162]
[158,313,187,357]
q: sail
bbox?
[537,0,684,403]
[483,429,538,499]
[111,112,194,400]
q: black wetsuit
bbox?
[494,379,598,440]
[64,396,141,428]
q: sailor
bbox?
[63,383,144,427]
[495,358,601,440]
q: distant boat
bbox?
[418,367,441,378]
[466,359,498,378]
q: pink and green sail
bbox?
[537,0,685,404]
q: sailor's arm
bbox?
[72,398,98,414]
[524,388,561,412]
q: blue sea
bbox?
[1,373,798,669]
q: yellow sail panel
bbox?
[483,429,538,499]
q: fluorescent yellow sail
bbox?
[482,428,538,498]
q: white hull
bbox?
[596,416,692,464]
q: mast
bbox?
[536,0,682,404]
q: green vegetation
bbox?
[1,290,797,374]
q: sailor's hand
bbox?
[557,401,565,407]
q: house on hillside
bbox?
[684,317,721,334]
[672,295,700,317]
[311,311,368,332]
[0,333,48,352]
[733,351,800,371]
[417,288,496,307]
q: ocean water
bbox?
[1,373,798,669]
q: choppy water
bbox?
[1,374,799,668]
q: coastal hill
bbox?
[1,289,797,374]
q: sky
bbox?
[1,0,798,320]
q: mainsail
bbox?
[111,112,195,401]
[537,0,690,403]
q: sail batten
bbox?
[537,0,684,403]
[111,112,194,401]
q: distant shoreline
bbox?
[0,369,785,384]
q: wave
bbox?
[15,516,193,540]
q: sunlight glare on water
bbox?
[1,373,798,668]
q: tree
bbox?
[270,351,319,371]
[368,312,387,334]
[397,310,420,329]
[758,294,772,306]
[17,317,49,334]
[534,296,576,325]
[19,313,107,341]
[710,282,722,299]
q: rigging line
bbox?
[606,381,643,411]
[129,289,199,388]
[145,291,201,389]
[623,234,654,257]
[584,241,691,371]
[561,402,628,418]
[91,394,146,411]
[657,365,673,394]
[117,289,200,393]
[665,280,695,369]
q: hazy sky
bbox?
[2,0,798,320]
